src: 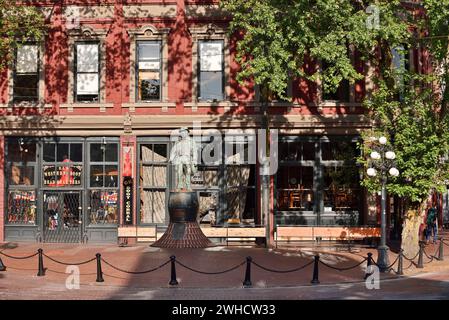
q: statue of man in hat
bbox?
[170,127,198,190]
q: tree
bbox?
[0,0,47,70]
[221,0,409,100]
[221,0,411,246]
[359,1,449,257]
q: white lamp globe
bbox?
[385,151,396,160]
[379,136,387,145]
[389,167,399,177]
[367,168,377,177]
[370,151,381,160]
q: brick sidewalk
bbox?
[0,241,448,299]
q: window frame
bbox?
[5,137,39,225]
[137,140,170,226]
[136,40,162,102]
[74,41,101,103]
[197,39,225,102]
[86,139,120,226]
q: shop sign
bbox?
[43,165,82,186]
[123,176,133,225]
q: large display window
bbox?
[275,136,362,226]
[5,138,38,225]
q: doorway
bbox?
[43,191,83,243]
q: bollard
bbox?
[243,257,252,288]
[417,242,424,268]
[96,253,104,283]
[169,256,178,286]
[37,248,45,276]
[364,252,373,280]
[0,256,6,271]
[397,250,404,275]
[311,255,320,285]
[437,238,444,261]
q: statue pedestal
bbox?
[151,191,213,248]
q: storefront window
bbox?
[6,138,38,225]
[223,137,256,224]
[276,165,314,212]
[276,136,361,226]
[88,142,119,225]
[89,190,118,224]
[42,142,83,187]
[140,143,168,224]
[7,191,37,224]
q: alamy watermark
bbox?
[169,122,279,176]
[365,265,380,290]
[65,265,80,290]
[366,5,380,30]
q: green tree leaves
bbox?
[0,0,47,70]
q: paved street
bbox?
[0,241,448,299]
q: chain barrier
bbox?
[101,257,171,275]
[402,251,420,262]
[43,253,96,266]
[318,258,367,272]
[251,260,314,273]
[0,250,39,260]
[0,238,447,285]
[175,259,245,275]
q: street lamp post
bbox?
[366,136,399,272]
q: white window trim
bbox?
[6,42,48,109]
[189,24,230,104]
[66,26,107,105]
[127,25,170,105]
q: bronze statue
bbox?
[169,127,198,190]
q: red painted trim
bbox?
[0,135,4,243]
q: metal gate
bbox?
[43,191,83,243]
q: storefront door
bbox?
[43,191,83,243]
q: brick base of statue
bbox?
[151,191,213,248]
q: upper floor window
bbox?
[14,44,39,102]
[137,41,161,101]
[198,40,224,101]
[321,61,350,102]
[75,42,99,102]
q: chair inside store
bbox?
[43,191,82,243]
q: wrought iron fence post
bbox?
[364,252,373,280]
[417,242,424,268]
[0,256,6,271]
[397,250,404,275]
[437,238,444,261]
[243,256,252,288]
[311,254,320,285]
[37,248,45,276]
[169,256,178,286]
[96,253,104,283]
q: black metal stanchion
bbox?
[169,256,178,286]
[96,253,104,283]
[437,238,444,261]
[37,248,45,276]
[243,256,252,288]
[0,256,6,271]
[311,254,320,285]
[397,250,404,275]
[417,242,424,268]
[364,252,373,279]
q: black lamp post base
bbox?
[377,245,390,272]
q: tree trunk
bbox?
[401,203,425,258]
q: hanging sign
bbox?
[123,176,133,225]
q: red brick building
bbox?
[2,0,426,244]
